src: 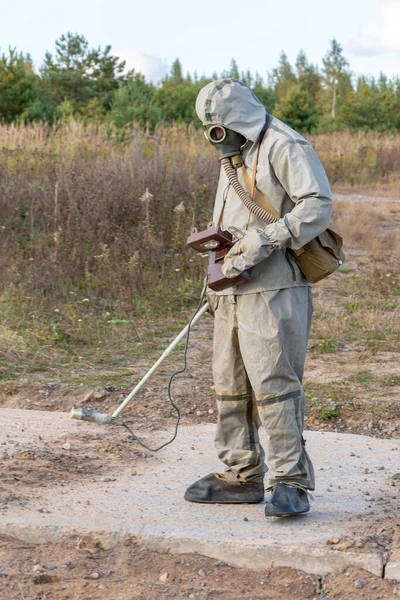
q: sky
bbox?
[1,0,400,83]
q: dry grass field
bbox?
[0,123,399,432]
[0,123,399,599]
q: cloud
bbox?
[117,49,169,84]
[349,0,400,55]
[347,39,381,57]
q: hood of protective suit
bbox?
[195,78,266,142]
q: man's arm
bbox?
[263,140,332,250]
[221,139,332,279]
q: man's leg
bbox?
[184,294,265,503]
[213,295,266,483]
[236,287,315,513]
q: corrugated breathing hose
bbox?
[221,157,278,225]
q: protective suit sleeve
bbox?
[221,228,274,279]
[263,141,332,251]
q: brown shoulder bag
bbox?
[241,135,345,284]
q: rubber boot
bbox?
[184,473,264,504]
[264,482,310,517]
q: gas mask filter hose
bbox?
[221,157,277,225]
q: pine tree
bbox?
[110,73,160,128]
[322,39,349,119]
[41,33,125,114]
[229,59,240,79]
[271,51,297,101]
[170,59,183,83]
[0,49,38,122]
[274,85,319,132]
[295,50,321,102]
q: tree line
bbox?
[1,33,400,133]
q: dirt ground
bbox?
[0,425,147,508]
[1,534,400,600]
[0,191,399,599]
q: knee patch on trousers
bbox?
[216,393,251,402]
[256,390,301,407]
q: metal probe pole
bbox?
[111,302,209,419]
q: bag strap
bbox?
[216,183,230,227]
[241,167,280,219]
[240,119,280,220]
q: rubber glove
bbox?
[221,228,274,279]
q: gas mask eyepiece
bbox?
[204,125,246,168]
[204,125,227,144]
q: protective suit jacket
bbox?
[196,79,332,295]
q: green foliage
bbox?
[296,50,321,101]
[253,75,277,113]
[155,77,203,124]
[271,51,297,101]
[170,58,184,83]
[381,375,400,387]
[349,370,375,385]
[56,99,75,123]
[21,98,56,124]
[322,38,350,119]
[152,61,210,124]
[228,59,240,80]
[317,340,338,353]
[40,32,126,115]
[274,84,320,133]
[3,33,400,135]
[320,406,339,420]
[322,39,349,84]
[340,77,400,131]
[0,49,38,122]
[109,74,160,128]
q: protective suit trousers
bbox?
[211,287,315,490]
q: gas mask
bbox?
[204,125,246,169]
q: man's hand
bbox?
[221,228,274,279]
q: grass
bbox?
[316,340,338,353]
[61,372,134,389]
[305,380,353,404]
[305,371,399,425]
[381,375,400,386]
[310,130,400,187]
[0,122,399,383]
[320,407,339,420]
[309,198,400,357]
[347,371,400,388]
[349,371,376,385]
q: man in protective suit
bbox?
[184,79,332,516]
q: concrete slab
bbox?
[0,409,399,579]
[386,551,400,581]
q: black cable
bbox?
[121,276,208,452]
